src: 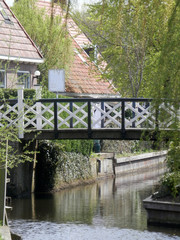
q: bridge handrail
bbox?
[0,96,179,139]
[0,99,18,104]
[36,97,153,103]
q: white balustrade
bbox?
[0,94,179,136]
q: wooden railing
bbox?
[0,95,179,140]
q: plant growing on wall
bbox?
[36,140,92,192]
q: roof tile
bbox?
[0,0,43,62]
[37,1,116,95]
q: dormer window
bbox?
[84,47,94,57]
[84,45,98,64]
[0,3,13,24]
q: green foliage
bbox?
[0,126,34,170]
[0,96,35,170]
[36,140,92,191]
[36,141,59,191]
[0,88,35,100]
[152,0,180,199]
[57,139,93,156]
[166,140,180,173]
[75,0,180,199]
[75,0,174,97]
[150,0,180,102]
[12,0,73,87]
[160,171,180,199]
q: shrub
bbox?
[0,88,35,99]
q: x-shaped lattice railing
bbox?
[0,98,179,139]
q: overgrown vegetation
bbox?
[36,141,93,192]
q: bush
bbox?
[36,140,92,192]
[160,171,180,198]
[0,88,35,99]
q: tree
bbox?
[74,0,174,97]
[12,0,73,87]
[151,0,180,198]
[75,0,180,198]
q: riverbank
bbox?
[53,150,167,191]
[52,177,97,191]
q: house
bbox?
[0,0,43,89]
[36,0,117,97]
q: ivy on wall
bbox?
[36,140,93,192]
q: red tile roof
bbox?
[37,0,116,96]
[0,0,43,63]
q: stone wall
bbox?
[89,151,167,179]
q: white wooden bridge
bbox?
[0,90,179,140]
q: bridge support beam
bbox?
[23,128,172,141]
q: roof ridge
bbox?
[2,0,43,60]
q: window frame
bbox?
[0,70,6,88]
[17,71,31,89]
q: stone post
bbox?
[31,85,42,193]
[34,84,42,130]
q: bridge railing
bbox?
[0,96,179,139]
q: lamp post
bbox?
[32,70,41,86]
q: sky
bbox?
[5,0,99,10]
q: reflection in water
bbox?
[8,167,180,240]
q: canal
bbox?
[8,168,180,240]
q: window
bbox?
[83,45,97,63]
[17,72,31,89]
[0,3,13,24]
[0,70,6,88]
[84,47,94,57]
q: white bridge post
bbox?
[34,85,42,130]
[17,83,24,139]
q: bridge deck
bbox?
[24,128,175,141]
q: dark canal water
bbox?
[8,168,180,240]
